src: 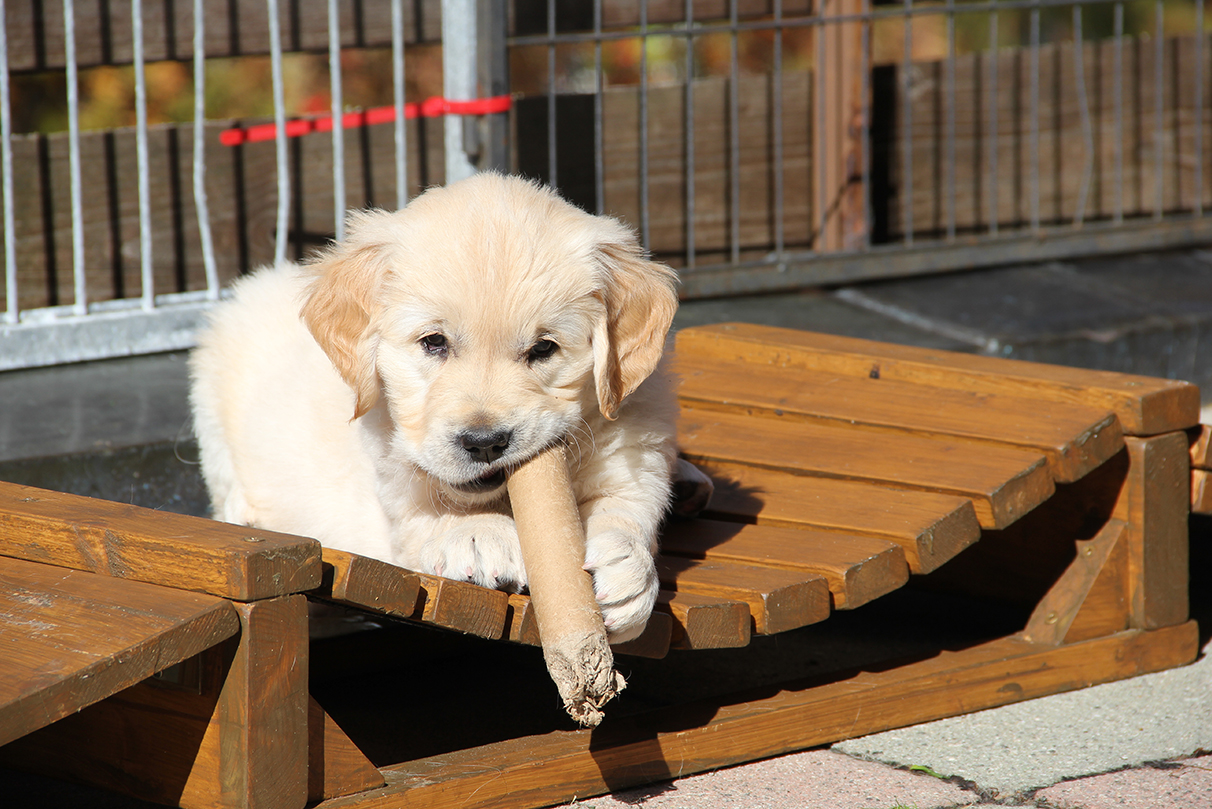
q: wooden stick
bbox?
[507,443,625,727]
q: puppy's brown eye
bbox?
[527,339,558,362]
[420,333,448,356]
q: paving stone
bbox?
[553,749,978,809]
[1034,754,1212,809]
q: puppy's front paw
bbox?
[419,513,527,592]
[583,528,660,644]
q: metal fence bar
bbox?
[773,0,786,258]
[987,4,999,236]
[64,0,87,315]
[442,0,477,184]
[945,0,956,240]
[684,0,696,267]
[193,0,219,299]
[1029,6,1040,232]
[132,0,154,309]
[1,0,16,325]
[391,0,408,210]
[729,0,741,264]
[268,0,290,265]
[1153,0,1164,221]
[594,0,605,216]
[640,0,651,250]
[1072,5,1093,227]
[860,0,871,248]
[1197,0,1205,217]
[1114,1,1124,224]
[329,0,346,239]
[901,0,914,244]
[547,0,557,187]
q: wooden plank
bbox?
[1021,519,1131,645]
[0,557,239,747]
[1115,434,1191,630]
[1193,469,1212,516]
[506,593,673,659]
[1190,425,1212,469]
[0,594,311,809]
[655,590,751,650]
[661,519,908,610]
[679,406,1053,529]
[0,481,322,601]
[690,460,980,575]
[414,573,509,641]
[315,623,1200,809]
[656,556,830,635]
[677,353,1125,484]
[677,323,1200,436]
[316,548,421,619]
[309,696,386,802]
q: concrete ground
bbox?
[2,248,1211,808]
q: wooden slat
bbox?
[692,460,980,574]
[1193,469,1212,516]
[680,406,1053,529]
[677,323,1200,437]
[655,591,751,650]
[0,481,322,601]
[505,594,673,659]
[414,574,509,640]
[656,556,831,635]
[1190,425,1212,469]
[677,353,1124,483]
[317,548,421,619]
[1114,434,1191,630]
[0,557,239,747]
[319,623,1199,809]
[661,520,908,610]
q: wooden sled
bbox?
[0,323,1202,809]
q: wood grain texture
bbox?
[314,623,1199,809]
[655,590,752,649]
[1115,434,1191,630]
[677,324,1200,437]
[661,519,908,610]
[1193,469,1212,516]
[414,574,509,640]
[506,593,673,659]
[0,557,239,747]
[679,407,1053,529]
[0,481,322,600]
[1190,425,1212,469]
[1021,520,1131,645]
[677,353,1124,483]
[691,460,980,574]
[316,548,421,619]
[0,594,311,809]
[656,556,831,635]
[308,696,386,802]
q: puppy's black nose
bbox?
[458,428,512,464]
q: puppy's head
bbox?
[301,174,677,504]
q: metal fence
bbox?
[1,0,1209,370]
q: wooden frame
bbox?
[0,324,1201,809]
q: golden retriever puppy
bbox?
[190,173,679,641]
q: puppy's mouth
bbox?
[450,467,508,494]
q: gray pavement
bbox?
[2,247,1212,808]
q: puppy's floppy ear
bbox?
[592,237,679,420]
[300,213,393,420]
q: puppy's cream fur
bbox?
[190,174,679,641]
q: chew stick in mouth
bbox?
[507,442,625,727]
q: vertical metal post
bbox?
[193,0,219,298]
[1196,0,1205,217]
[640,0,650,249]
[1153,0,1164,221]
[546,0,557,186]
[944,0,956,240]
[0,0,17,324]
[328,0,346,239]
[132,0,154,308]
[268,0,290,265]
[1029,6,1040,232]
[683,0,695,267]
[442,0,477,184]
[392,0,408,208]
[477,0,509,173]
[594,0,605,215]
[773,0,786,258]
[1073,5,1093,227]
[901,0,913,244]
[64,0,87,315]
[987,3,999,236]
[1113,2,1124,224]
[729,0,741,263]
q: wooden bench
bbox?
[0,323,1201,809]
